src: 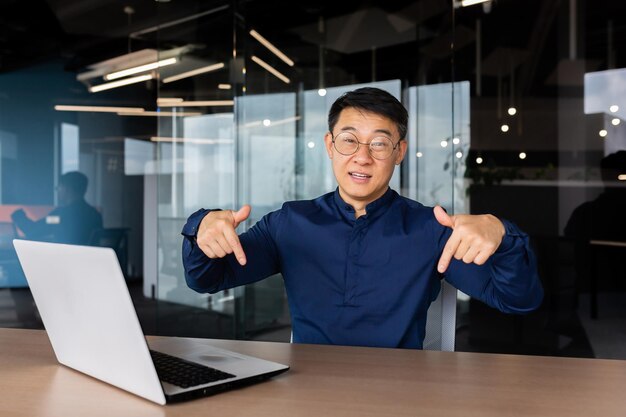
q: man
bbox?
[565,150,626,242]
[182,87,543,349]
[564,151,626,312]
[12,171,103,245]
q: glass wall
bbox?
[1,0,625,360]
[153,1,460,342]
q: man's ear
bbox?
[395,139,408,165]
[324,132,334,159]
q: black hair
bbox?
[59,171,89,197]
[327,87,408,139]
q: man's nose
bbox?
[353,143,373,163]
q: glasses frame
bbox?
[331,132,402,160]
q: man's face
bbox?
[324,107,407,210]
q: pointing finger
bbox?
[438,231,461,273]
[224,227,247,266]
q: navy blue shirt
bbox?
[182,188,543,349]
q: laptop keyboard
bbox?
[150,349,236,389]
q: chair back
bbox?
[89,228,130,276]
[423,280,457,351]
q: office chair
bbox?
[423,280,457,351]
[89,228,130,277]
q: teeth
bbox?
[351,172,369,178]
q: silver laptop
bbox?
[13,239,289,405]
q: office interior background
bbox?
[0,0,625,359]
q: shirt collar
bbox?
[333,187,397,221]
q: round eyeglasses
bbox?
[332,132,401,160]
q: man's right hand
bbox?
[196,205,251,266]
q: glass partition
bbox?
[153,1,458,342]
[2,0,623,360]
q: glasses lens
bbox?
[334,132,359,155]
[369,137,394,159]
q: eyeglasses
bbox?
[332,132,401,160]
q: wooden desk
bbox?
[1,328,626,417]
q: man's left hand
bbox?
[434,206,505,273]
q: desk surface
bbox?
[2,328,626,417]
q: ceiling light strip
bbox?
[157,97,184,104]
[150,136,234,145]
[105,58,178,80]
[459,0,491,7]
[89,74,154,93]
[54,105,145,113]
[118,111,202,117]
[251,56,290,84]
[162,63,226,84]
[158,100,234,107]
[249,30,295,67]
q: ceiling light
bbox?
[251,55,290,84]
[440,140,448,148]
[263,119,271,127]
[508,107,517,116]
[416,152,423,158]
[618,174,626,181]
[610,105,619,113]
[501,124,510,132]
[452,137,460,145]
[54,105,145,113]
[307,141,315,149]
[89,74,153,93]
[162,62,225,84]
[105,57,177,80]
[476,157,483,164]
[456,152,463,159]
[457,0,491,7]
[157,97,184,105]
[218,83,231,90]
[519,152,527,160]
[318,88,327,97]
[150,137,234,145]
[117,111,202,117]
[249,29,295,67]
[158,100,234,107]
[599,129,608,137]
[611,118,621,126]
